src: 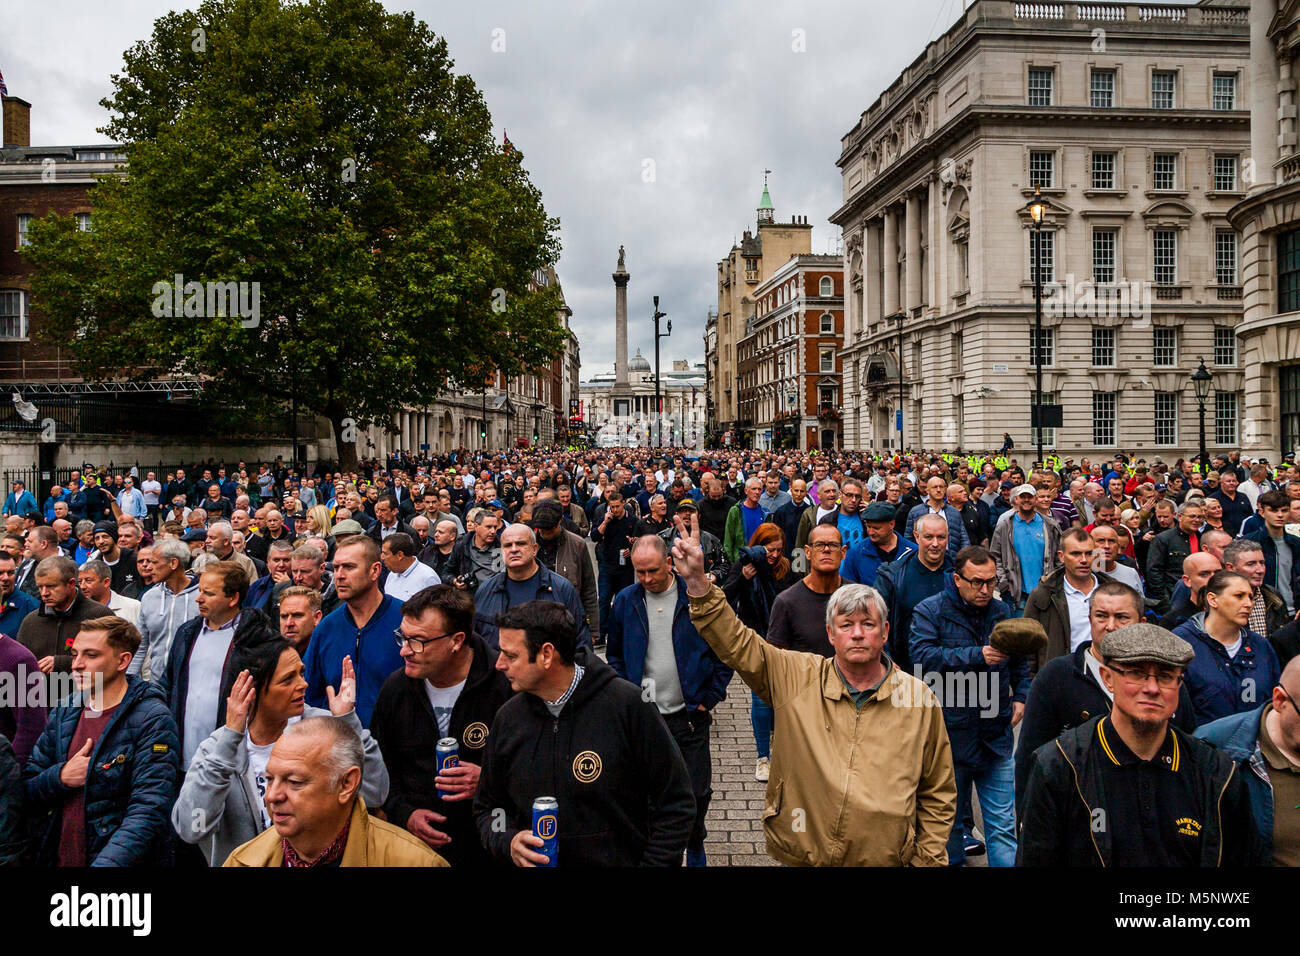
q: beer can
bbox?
[436,737,459,799]
[532,796,559,867]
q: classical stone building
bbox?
[710,179,814,443]
[579,355,707,449]
[737,255,845,450]
[832,0,1251,458]
[1228,0,1300,462]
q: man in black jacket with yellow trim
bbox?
[473,600,694,866]
[371,585,513,869]
[1018,621,1262,866]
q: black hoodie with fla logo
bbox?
[473,648,695,866]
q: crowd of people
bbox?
[0,443,1298,867]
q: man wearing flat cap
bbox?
[1018,622,1264,866]
[531,499,597,635]
[840,501,917,588]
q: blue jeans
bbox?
[947,757,1017,867]
[597,563,634,638]
[751,692,773,759]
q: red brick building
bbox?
[737,254,845,450]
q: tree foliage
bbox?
[25,0,564,467]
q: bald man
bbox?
[1159,552,1222,631]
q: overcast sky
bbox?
[3,0,970,375]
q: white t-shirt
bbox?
[182,619,238,765]
[424,678,466,738]
[247,715,301,829]
[141,480,161,505]
[1224,635,1243,659]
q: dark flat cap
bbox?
[862,501,896,522]
[531,500,563,530]
[181,528,207,542]
[1097,622,1194,668]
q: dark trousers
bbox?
[596,562,634,637]
[663,708,712,851]
[146,504,161,531]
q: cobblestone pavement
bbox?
[702,673,773,866]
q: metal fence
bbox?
[0,395,297,439]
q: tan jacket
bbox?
[223,798,449,868]
[689,585,956,866]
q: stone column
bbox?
[614,246,630,387]
[882,208,899,316]
[905,191,922,312]
[865,219,883,328]
[1250,0,1279,191]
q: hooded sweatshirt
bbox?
[473,648,695,866]
[130,574,201,681]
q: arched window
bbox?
[820,312,834,334]
[819,275,834,296]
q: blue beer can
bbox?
[532,796,559,867]
[436,737,459,799]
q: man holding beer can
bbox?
[474,600,695,866]
[371,585,514,868]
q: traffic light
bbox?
[480,428,486,439]
[533,432,539,443]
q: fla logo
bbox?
[463,722,489,750]
[572,750,602,783]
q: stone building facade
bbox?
[832,0,1251,458]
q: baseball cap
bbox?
[673,498,699,513]
[1012,484,1037,497]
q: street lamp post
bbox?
[653,296,670,447]
[886,310,906,451]
[1192,358,1213,479]
[1028,185,1048,471]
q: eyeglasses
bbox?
[1106,665,1183,689]
[394,629,456,652]
[806,542,842,553]
[957,574,997,591]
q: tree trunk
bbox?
[328,406,358,472]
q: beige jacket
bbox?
[688,585,956,866]
[223,798,448,868]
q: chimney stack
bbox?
[2,97,31,149]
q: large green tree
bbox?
[26,0,563,468]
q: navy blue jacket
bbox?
[245,574,277,613]
[473,566,591,650]
[23,677,179,866]
[768,499,808,558]
[1174,613,1280,726]
[1195,705,1277,863]
[840,534,917,588]
[606,576,733,712]
[873,550,953,674]
[909,579,1029,768]
[1245,527,1300,610]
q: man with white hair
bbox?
[77,558,142,626]
[224,716,446,867]
[130,538,200,680]
[676,524,956,866]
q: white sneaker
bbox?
[755,757,770,782]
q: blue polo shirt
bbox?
[303,593,405,728]
[1012,511,1046,598]
[0,589,37,639]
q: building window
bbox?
[1153,153,1177,190]
[1090,69,1115,108]
[1214,154,1238,192]
[0,291,29,339]
[1092,327,1116,367]
[1152,70,1176,109]
[1153,327,1178,367]
[1093,229,1117,284]
[819,276,834,297]
[1094,392,1118,446]
[1030,230,1054,284]
[75,213,93,232]
[1153,230,1177,285]
[820,312,834,333]
[819,348,834,372]
[16,215,32,248]
[820,387,836,406]
[1092,152,1117,190]
[1029,327,1055,367]
[1212,72,1237,110]
[952,331,964,365]
[1029,150,1055,188]
[1032,390,1058,449]
[1279,229,1300,313]
[1283,366,1300,456]
[1154,392,1179,445]
[1028,68,1054,106]
[1214,326,1237,367]
[1215,392,1238,445]
[957,241,969,289]
[1216,230,1238,285]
